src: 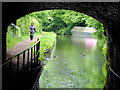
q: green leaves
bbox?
[16,9,107,57]
[38,32,56,61]
[16,9,106,38]
[17,14,42,36]
[26,9,88,35]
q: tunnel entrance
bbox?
[2,2,120,89]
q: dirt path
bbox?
[6,35,41,60]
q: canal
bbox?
[39,29,106,88]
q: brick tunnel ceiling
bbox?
[2,2,120,37]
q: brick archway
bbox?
[2,2,120,89]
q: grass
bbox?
[7,25,43,49]
[7,32,30,49]
[30,31,57,61]
[7,27,56,62]
[38,31,56,61]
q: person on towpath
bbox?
[29,22,36,40]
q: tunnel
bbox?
[2,2,120,89]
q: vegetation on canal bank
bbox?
[38,32,56,61]
[7,26,30,48]
[7,26,56,62]
[18,9,107,57]
[7,15,56,60]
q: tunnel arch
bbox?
[2,2,120,89]
[3,2,120,41]
[3,2,116,29]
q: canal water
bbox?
[39,31,106,88]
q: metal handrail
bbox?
[109,65,120,79]
[1,38,40,67]
[2,38,41,90]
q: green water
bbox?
[39,35,106,88]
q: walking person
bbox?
[29,22,36,40]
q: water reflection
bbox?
[39,28,106,88]
[71,27,97,51]
[85,38,97,50]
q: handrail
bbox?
[1,38,40,67]
[2,38,41,90]
[109,65,120,79]
[11,23,21,37]
[31,67,43,90]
